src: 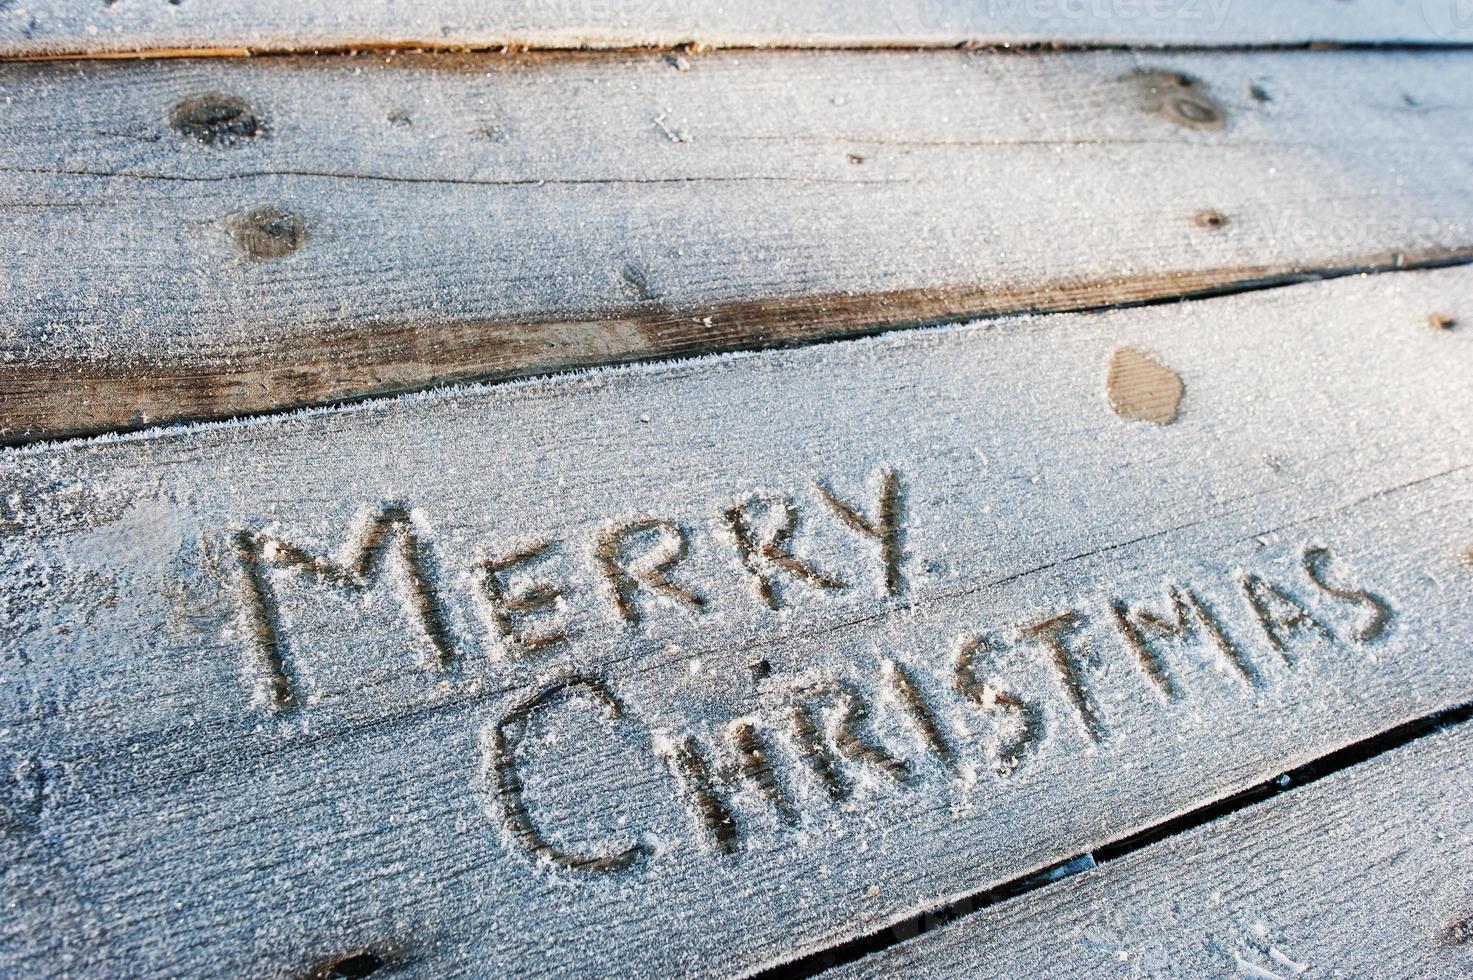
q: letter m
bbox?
[234,503,453,709]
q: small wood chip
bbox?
[1107,347,1184,425]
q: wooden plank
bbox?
[4,48,1473,441]
[831,722,1473,979]
[2,266,1471,975]
[3,0,1473,58]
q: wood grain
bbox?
[4,0,1473,59]
[831,722,1473,979]
[2,267,1472,976]
[3,47,1473,441]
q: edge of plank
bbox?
[8,37,1473,63]
[6,248,1470,446]
[7,3,1473,60]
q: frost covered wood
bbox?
[2,0,1471,57]
[2,267,1471,975]
[833,722,1473,979]
[4,48,1473,438]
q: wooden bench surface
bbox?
[2,4,1473,978]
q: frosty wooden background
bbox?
[4,48,1473,440]
[3,0,1471,59]
[4,4,1473,976]
[2,267,1471,975]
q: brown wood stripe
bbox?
[6,251,1470,444]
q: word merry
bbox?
[232,472,903,708]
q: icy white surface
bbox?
[1,267,1472,975]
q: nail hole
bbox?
[1429,313,1458,331]
[170,93,264,146]
[310,950,385,979]
[847,153,866,165]
[1250,83,1273,103]
[229,206,307,260]
[750,659,772,682]
[1193,209,1229,230]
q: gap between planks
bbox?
[753,696,1473,979]
[8,0,1473,63]
[10,40,1473,64]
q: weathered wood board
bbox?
[3,0,1471,58]
[4,48,1473,440]
[1,266,1471,975]
[832,721,1473,979]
